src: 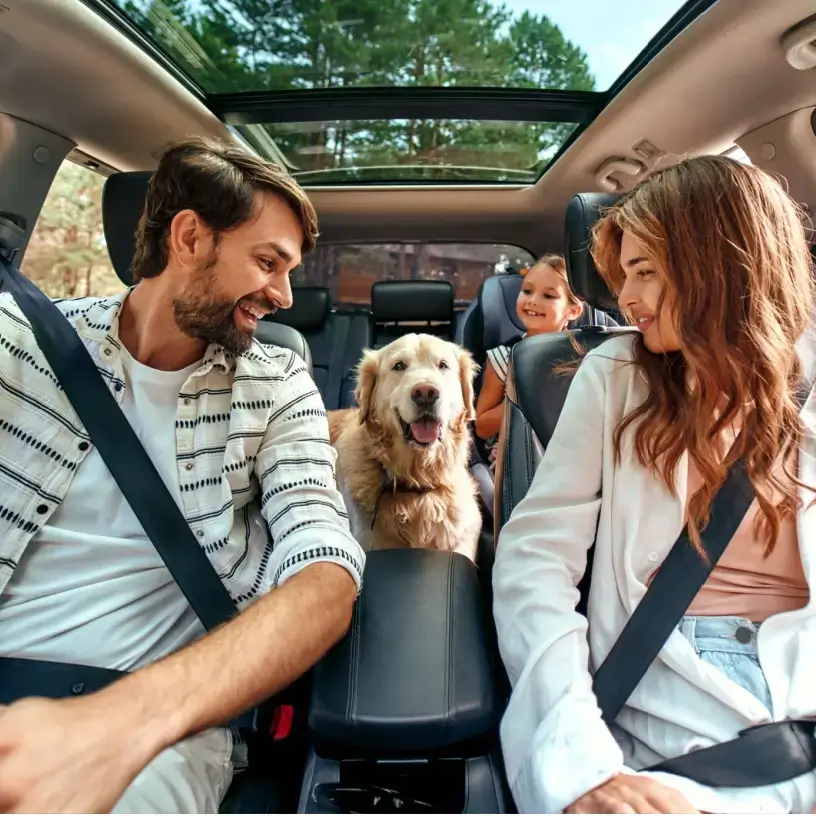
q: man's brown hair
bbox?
[131,137,319,281]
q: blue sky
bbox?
[501,0,686,88]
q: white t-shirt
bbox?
[0,347,206,671]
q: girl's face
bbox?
[516,263,583,335]
[617,231,681,354]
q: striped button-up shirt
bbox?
[0,290,364,608]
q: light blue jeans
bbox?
[679,615,773,715]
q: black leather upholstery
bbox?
[494,191,630,533]
[480,275,526,350]
[266,288,370,409]
[371,279,454,324]
[495,330,630,529]
[102,170,153,286]
[565,192,621,312]
[302,309,370,408]
[370,280,455,347]
[270,286,331,333]
[309,549,498,753]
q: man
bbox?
[0,137,365,812]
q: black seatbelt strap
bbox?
[593,386,809,723]
[0,258,237,631]
[649,717,816,788]
[592,451,754,724]
[0,258,254,727]
[592,386,814,786]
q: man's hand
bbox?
[0,695,157,814]
[0,562,355,813]
[565,774,700,814]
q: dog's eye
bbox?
[392,361,407,371]
[438,360,450,370]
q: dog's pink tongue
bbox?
[411,418,441,444]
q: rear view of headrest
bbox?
[565,193,620,312]
[268,286,331,332]
[480,275,525,351]
[103,171,153,286]
[371,280,454,323]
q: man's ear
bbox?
[457,347,479,422]
[355,348,380,424]
[168,208,208,270]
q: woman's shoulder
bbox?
[579,332,639,379]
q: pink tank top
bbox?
[685,451,809,622]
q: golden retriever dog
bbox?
[328,333,482,562]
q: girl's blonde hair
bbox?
[591,155,815,554]
[523,253,582,309]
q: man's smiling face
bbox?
[173,191,303,355]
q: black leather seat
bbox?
[494,195,637,600]
[457,269,619,521]
[370,279,455,348]
[102,171,313,376]
[264,286,370,409]
[102,171,313,813]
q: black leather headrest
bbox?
[371,280,454,323]
[103,171,153,286]
[268,286,331,332]
[255,321,313,374]
[565,193,621,312]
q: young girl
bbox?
[475,255,583,469]
[494,156,816,814]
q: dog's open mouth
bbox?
[400,415,443,446]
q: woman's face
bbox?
[515,263,583,335]
[617,231,681,354]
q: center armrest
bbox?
[308,549,498,754]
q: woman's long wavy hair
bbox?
[591,155,815,554]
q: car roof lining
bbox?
[1,0,815,258]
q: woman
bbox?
[493,155,816,814]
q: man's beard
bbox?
[172,251,269,356]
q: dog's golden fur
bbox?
[328,333,482,561]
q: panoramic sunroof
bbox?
[103,0,700,184]
[236,118,582,184]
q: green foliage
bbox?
[23,162,121,299]
[119,0,596,178]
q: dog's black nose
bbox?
[411,384,439,406]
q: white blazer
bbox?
[493,333,816,814]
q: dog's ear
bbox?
[355,348,380,424]
[457,347,479,422]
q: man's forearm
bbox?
[101,561,356,757]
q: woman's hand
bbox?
[565,774,699,814]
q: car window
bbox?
[22,165,534,309]
[23,160,122,299]
[296,242,534,307]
